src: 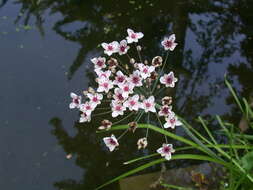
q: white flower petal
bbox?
[168,34,176,42]
[69,103,76,109]
[137,32,144,39]
[70,92,77,98]
[165,153,172,160]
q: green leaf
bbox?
[96,154,232,190]
[242,151,253,172]
[124,144,253,165]
[161,182,193,190]
[225,76,244,114]
[95,158,165,190]
[105,123,198,147]
[123,153,159,165]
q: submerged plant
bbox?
[69,28,181,160]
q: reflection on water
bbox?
[1,0,253,189]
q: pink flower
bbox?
[126,28,144,43]
[141,96,156,113]
[101,41,119,56]
[164,113,182,129]
[123,94,140,111]
[129,70,142,87]
[161,34,178,51]
[95,69,111,79]
[80,102,95,115]
[118,40,130,55]
[79,112,91,123]
[118,82,134,97]
[158,105,172,117]
[103,134,119,152]
[137,63,155,79]
[97,77,113,93]
[157,144,175,160]
[91,57,106,69]
[113,88,128,102]
[87,93,103,107]
[160,71,178,88]
[111,100,126,118]
[113,71,127,86]
[69,92,82,109]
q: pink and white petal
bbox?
[176,120,182,126]
[126,37,133,44]
[69,103,76,109]
[165,153,172,161]
[101,43,108,49]
[108,145,116,152]
[148,96,155,103]
[87,93,93,99]
[169,43,178,51]
[105,50,113,56]
[160,76,166,84]
[112,111,119,118]
[164,122,170,129]
[97,86,104,92]
[120,40,127,46]
[157,147,163,154]
[98,94,103,100]
[70,92,77,99]
[150,106,156,113]
[127,28,134,35]
[112,41,119,47]
[137,32,144,39]
[161,38,168,45]
[168,34,176,42]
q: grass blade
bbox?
[225,76,244,114]
[96,154,233,189]
[95,158,165,189]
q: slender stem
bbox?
[134,110,144,123]
[92,110,112,117]
[112,112,134,126]
[151,51,169,93]
[154,86,166,96]
[96,107,111,110]
[126,53,131,60]
[146,112,150,138]
[115,55,130,75]
[135,43,143,63]
[155,112,168,143]
[117,129,128,140]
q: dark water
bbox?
[1,0,253,189]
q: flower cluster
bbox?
[69,28,180,160]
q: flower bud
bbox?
[150,71,158,80]
[107,92,113,99]
[152,56,163,67]
[107,58,118,69]
[98,120,112,130]
[88,87,95,94]
[83,90,88,96]
[162,96,173,105]
[137,137,148,149]
[130,58,135,64]
[128,122,138,133]
[136,45,142,51]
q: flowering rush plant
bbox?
[69,28,181,161]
